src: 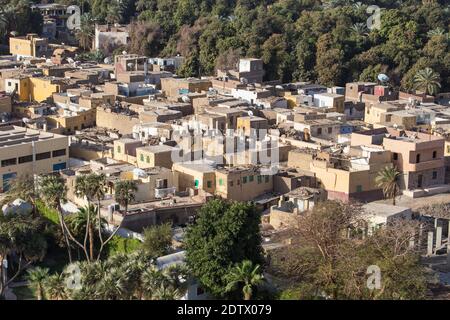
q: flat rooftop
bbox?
[0,126,65,147]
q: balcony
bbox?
[408,159,444,172]
[155,187,176,199]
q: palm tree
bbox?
[114,180,138,214]
[376,166,401,205]
[27,267,50,300]
[225,260,264,300]
[45,273,69,300]
[91,174,107,252]
[75,174,102,261]
[351,23,369,37]
[39,174,73,262]
[76,13,95,50]
[414,67,441,96]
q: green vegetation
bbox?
[185,199,263,298]
[142,223,172,257]
[376,166,401,205]
[87,0,450,93]
[106,236,142,256]
[36,200,59,225]
[268,201,427,300]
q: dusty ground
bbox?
[375,193,450,211]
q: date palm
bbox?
[45,272,69,300]
[225,260,264,300]
[27,267,50,300]
[39,174,74,263]
[114,180,138,214]
[76,13,95,50]
[75,174,104,262]
[376,166,401,205]
[413,67,441,96]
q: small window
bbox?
[328,127,332,134]
[18,155,33,163]
[257,176,262,184]
[393,153,398,161]
[433,151,437,159]
[265,176,269,183]
[194,179,199,188]
[117,146,121,153]
[1,158,17,167]
[242,176,247,184]
[146,156,150,163]
[416,154,420,163]
[207,181,212,188]
[249,175,254,182]
[52,149,66,157]
[317,128,322,135]
[36,152,51,160]
[219,178,224,186]
[356,185,363,192]
[447,146,450,153]
[140,154,144,161]
[432,171,437,180]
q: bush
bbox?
[106,236,141,256]
[36,200,59,225]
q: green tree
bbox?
[185,199,263,298]
[0,214,47,298]
[26,267,49,300]
[414,67,441,96]
[226,260,264,300]
[268,201,426,300]
[376,166,401,205]
[142,223,172,258]
[4,173,37,213]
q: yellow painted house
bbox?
[5,76,71,102]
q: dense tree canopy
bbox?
[185,199,263,298]
[122,0,450,91]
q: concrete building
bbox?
[269,188,325,229]
[94,24,130,54]
[352,128,447,197]
[216,58,265,84]
[136,145,178,169]
[9,34,49,59]
[215,166,274,202]
[0,126,68,191]
[313,92,345,112]
[161,77,212,99]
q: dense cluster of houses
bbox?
[1,6,450,247]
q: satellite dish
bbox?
[127,62,135,69]
[181,95,191,103]
[104,57,112,64]
[275,85,284,90]
[67,57,74,64]
[247,111,254,117]
[122,51,127,55]
[377,73,389,83]
[22,117,30,123]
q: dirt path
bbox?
[375,193,450,211]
